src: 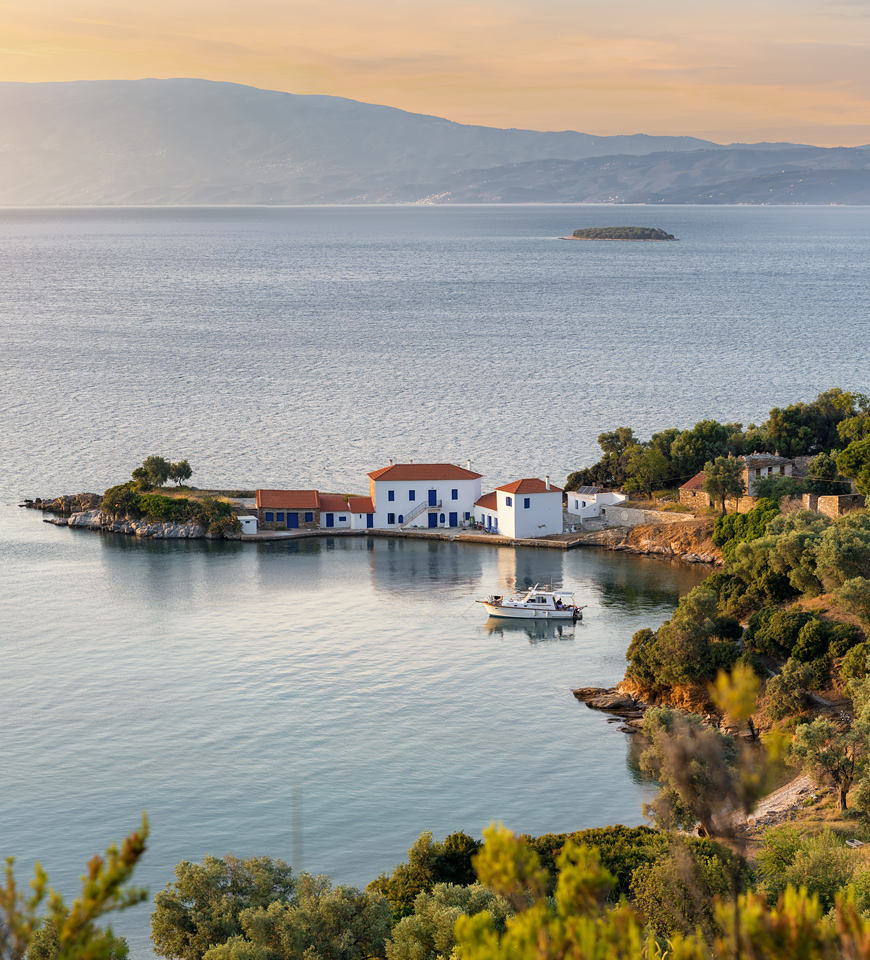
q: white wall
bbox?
[350,512,374,530]
[473,504,500,531]
[497,489,563,538]
[319,510,351,530]
[565,491,627,519]
[372,477,481,529]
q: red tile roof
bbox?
[368,463,482,481]
[475,492,498,510]
[347,496,374,514]
[318,494,351,513]
[496,478,563,495]
[679,472,706,491]
[256,489,320,509]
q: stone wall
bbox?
[257,507,321,531]
[817,494,866,519]
[679,488,710,508]
[600,506,696,527]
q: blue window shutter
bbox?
[339,516,346,521]
[398,514,404,523]
[451,488,458,500]
[265,512,274,521]
[388,513,395,524]
[409,490,415,501]
[465,512,470,520]
[524,498,530,509]
[388,490,395,501]
[305,512,313,522]
[277,512,285,521]
[506,496,512,507]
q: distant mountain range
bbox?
[1,79,868,205]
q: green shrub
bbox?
[834,577,870,628]
[842,643,870,681]
[828,622,863,657]
[712,498,780,559]
[807,655,831,691]
[745,607,815,657]
[792,620,830,663]
[764,660,813,720]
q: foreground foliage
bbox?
[1,817,148,960]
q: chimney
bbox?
[467,459,471,471]
[389,458,393,466]
[545,475,551,490]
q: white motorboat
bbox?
[477,584,585,620]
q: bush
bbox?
[828,621,863,657]
[744,607,815,657]
[835,577,870,628]
[757,828,854,910]
[712,498,781,559]
[367,831,482,920]
[523,825,667,899]
[792,620,830,663]
[841,643,870,681]
[807,655,831,691]
[764,660,813,720]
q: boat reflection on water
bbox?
[482,617,577,644]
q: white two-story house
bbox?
[474,477,564,538]
[368,462,483,529]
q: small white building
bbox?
[368,462,483,530]
[474,477,564,538]
[319,494,354,530]
[237,516,258,535]
[564,486,628,520]
[348,496,375,530]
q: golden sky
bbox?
[2,0,870,144]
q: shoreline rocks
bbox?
[44,509,220,539]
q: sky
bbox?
[2,0,870,145]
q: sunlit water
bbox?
[1,204,868,956]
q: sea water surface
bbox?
[1,204,868,955]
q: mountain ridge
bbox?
[0,78,866,205]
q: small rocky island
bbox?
[564,226,677,241]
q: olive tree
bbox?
[702,456,746,515]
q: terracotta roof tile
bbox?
[347,496,374,513]
[679,472,706,491]
[368,463,482,481]
[318,494,351,513]
[256,489,320,509]
[496,478,563,495]
[475,492,498,510]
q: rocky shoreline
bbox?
[577,522,722,565]
[22,494,239,540]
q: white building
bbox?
[348,496,375,530]
[474,477,564,538]
[319,494,353,530]
[564,486,628,520]
[368,462,483,530]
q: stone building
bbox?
[679,452,795,510]
[255,489,321,530]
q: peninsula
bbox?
[564,226,677,241]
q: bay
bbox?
[1,204,868,956]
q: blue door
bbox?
[486,515,491,529]
[287,513,299,529]
[428,513,438,529]
[325,513,334,528]
[428,489,437,506]
[366,514,374,528]
[449,512,458,527]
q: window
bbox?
[338,516,347,522]
[524,498,530,509]
[505,496,512,506]
[574,499,579,509]
[398,514,404,523]
[277,512,285,521]
[388,490,395,501]
[581,501,586,508]
[388,513,395,524]
[451,489,458,500]
[305,512,313,522]
[465,512,470,520]
[409,490,416,501]
[440,514,445,523]
[265,511,274,521]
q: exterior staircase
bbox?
[400,499,441,528]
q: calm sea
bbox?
[1,204,868,955]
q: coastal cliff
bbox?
[578,518,721,564]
